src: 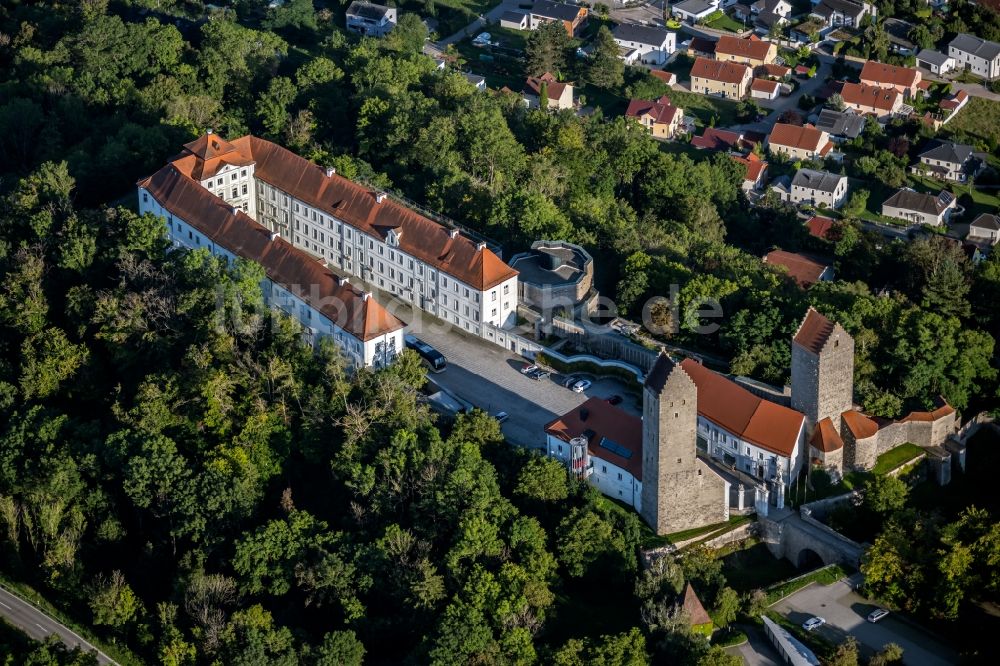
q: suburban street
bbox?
[772,578,958,665]
[0,584,117,664]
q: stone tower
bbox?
[790,307,855,431]
[641,353,728,535]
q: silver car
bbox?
[802,617,825,631]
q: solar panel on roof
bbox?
[599,437,633,459]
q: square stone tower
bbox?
[641,353,728,535]
[790,308,855,431]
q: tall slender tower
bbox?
[641,353,727,535]
[790,307,855,431]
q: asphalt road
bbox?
[773,578,958,665]
[0,584,117,664]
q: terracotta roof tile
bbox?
[810,417,844,452]
[715,35,774,61]
[764,250,832,287]
[860,60,920,89]
[680,359,803,457]
[806,215,835,240]
[768,123,829,152]
[625,95,680,125]
[758,63,791,78]
[841,409,879,439]
[691,56,751,85]
[840,81,902,112]
[793,307,835,354]
[691,127,747,151]
[139,165,404,341]
[900,397,955,423]
[219,136,518,291]
[731,153,767,183]
[681,583,713,627]
[544,397,643,478]
[751,78,780,94]
[524,72,570,101]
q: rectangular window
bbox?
[242,184,248,195]
[231,173,237,181]
[241,169,247,177]
[491,290,497,301]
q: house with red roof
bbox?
[805,215,836,240]
[523,72,574,110]
[750,77,781,100]
[625,95,685,138]
[839,81,904,120]
[859,60,922,98]
[764,250,835,287]
[690,56,752,100]
[766,123,834,160]
[731,153,769,191]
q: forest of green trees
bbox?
[0,0,999,663]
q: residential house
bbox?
[751,0,793,29]
[499,10,529,30]
[672,0,721,23]
[147,132,519,351]
[949,33,1000,80]
[766,123,833,160]
[529,0,588,36]
[751,78,781,100]
[786,168,849,208]
[612,23,677,66]
[839,81,903,120]
[625,95,685,138]
[805,215,836,240]
[968,213,1000,246]
[345,1,397,37]
[688,36,717,58]
[462,72,487,91]
[523,72,574,110]
[859,60,922,98]
[715,34,778,67]
[650,70,678,86]
[881,189,956,226]
[914,140,986,182]
[691,127,761,151]
[757,63,791,80]
[690,57,752,100]
[732,153,769,191]
[811,0,873,28]
[916,49,957,75]
[815,108,865,142]
[764,250,835,287]
[939,90,970,115]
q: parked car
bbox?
[532,370,551,381]
[867,608,889,623]
[521,363,538,375]
[802,617,826,631]
[493,411,509,423]
[563,375,578,388]
[571,379,592,393]
[607,395,623,405]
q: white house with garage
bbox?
[612,23,676,65]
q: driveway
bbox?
[726,624,783,666]
[773,579,958,665]
[436,0,523,46]
[732,59,833,133]
[408,319,639,450]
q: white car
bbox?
[802,616,826,631]
[867,608,889,623]
[521,364,538,375]
[571,379,592,393]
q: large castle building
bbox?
[544,307,960,535]
[138,132,520,365]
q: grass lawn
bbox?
[908,172,1000,219]
[705,13,747,33]
[764,563,853,605]
[944,97,1000,146]
[870,442,924,476]
[722,542,800,593]
[666,88,740,128]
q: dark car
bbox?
[607,395,623,405]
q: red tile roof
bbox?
[173,133,255,181]
[715,35,774,61]
[138,166,404,341]
[680,359,804,457]
[524,72,570,102]
[806,215,835,240]
[940,90,969,111]
[764,250,832,287]
[841,410,879,439]
[768,123,829,153]
[758,63,791,79]
[625,95,680,125]
[840,81,902,112]
[900,397,955,423]
[691,127,746,151]
[751,78,780,94]
[793,307,835,354]
[173,135,518,292]
[681,583,713,627]
[691,56,751,85]
[650,69,676,84]
[860,60,920,89]
[731,153,768,184]
[810,417,844,452]
[544,397,643,478]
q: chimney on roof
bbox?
[337,276,350,287]
[325,166,336,177]
[363,291,372,301]
[476,241,486,252]
[206,128,213,135]
[375,192,386,204]
[449,228,459,239]
[269,231,280,242]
